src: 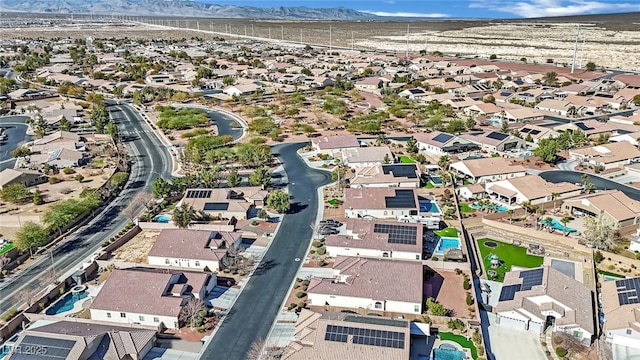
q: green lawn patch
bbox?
[399,155,416,164]
[459,203,475,213]
[597,269,626,279]
[91,157,105,168]
[477,238,543,282]
[425,182,435,188]
[328,198,342,206]
[439,332,478,359]
[435,227,458,238]
[0,242,14,255]
[463,179,473,185]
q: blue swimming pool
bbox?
[430,176,442,185]
[489,118,502,126]
[420,201,441,213]
[433,347,464,360]
[469,203,508,213]
[155,214,171,223]
[46,291,89,315]
[435,237,461,255]
[540,218,577,234]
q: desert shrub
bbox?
[316,247,326,255]
[295,291,305,298]
[555,347,568,357]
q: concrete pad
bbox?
[296,267,334,280]
[486,313,546,360]
[143,347,199,360]
[267,323,296,347]
[206,286,240,309]
[481,280,504,307]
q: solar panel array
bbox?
[185,190,212,199]
[373,223,417,245]
[203,202,229,211]
[432,133,454,144]
[519,268,544,291]
[384,189,416,209]
[382,164,418,178]
[451,98,465,103]
[574,122,593,131]
[615,278,640,306]
[486,132,509,141]
[324,325,405,349]
[344,315,408,328]
[498,284,521,301]
[11,336,76,360]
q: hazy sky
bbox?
[200,0,640,18]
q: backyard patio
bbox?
[476,238,544,282]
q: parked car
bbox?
[320,219,343,227]
[319,228,339,235]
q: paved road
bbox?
[0,115,30,171]
[200,142,332,360]
[0,103,172,314]
[203,109,244,141]
[539,170,640,200]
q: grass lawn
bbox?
[399,155,416,164]
[597,269,626,278]
[463,179,473,185]
[439,332,478,360]
[459,203,475,213]
[435,227,458,238]
[328,198,342,206]
[425,182,435,188]
[477,238,543,282]
[91,157,105,168]
[0,242,14,255]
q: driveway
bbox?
[200,142,332,360]
[485,312,547,360]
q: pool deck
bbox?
[432,339,471,360]
[45,283,102,317]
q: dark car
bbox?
[319,228,339,235]
[321,219,343,227]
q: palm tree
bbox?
[560,216,571,236]
[550,192,560,207]
[581,173,590,187]
[173,205,196,228]
[438,155,451,171]
[536,208,545,229]
[521,200,532,215]
[585,182,595,194]
[544,217,554,230]
[507,209,514,224]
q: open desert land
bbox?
[2,12,640,70]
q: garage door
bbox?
[498,315,528,331]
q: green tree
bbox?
[500,119,510,133]
[105,121,119,142]
[152,177,171,198]
[34,115,48,138]
[584,212,618,250]
[172,205,196,228]
[14,221,49,254]
[533,138,558,163]
[248,167,272,187]
[438,155,451,171]
[560,216,571,236]
[585,61,597,71]
[266,191,291,213]
[543,71,558,86]
[248,117,278,135]
[633,94,640,106]
[331,167,347,182]
[10,147,30,158]
[446,119,466,134]
[58,116,72,131]
[406,136,418,154]
[489,54,497,60]
[110,172,129,189]
[74,174,84,182]
[0,184,30,203]
[33,190,43,205]
[227,168,241,187]
[235,142,272,168]
[525,133,533,142]
[200,166,224,188]
[426,297,447,316]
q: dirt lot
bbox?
[112,230,159,263]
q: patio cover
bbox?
[487,184,517,198]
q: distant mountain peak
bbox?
[0,0,377,20]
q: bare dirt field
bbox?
[112,230,159,263]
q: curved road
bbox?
[539,170,640,200]
[200,142,332,360]
[0,115,30,171]
[203,109,244,142]
[0,103,173,314]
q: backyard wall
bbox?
[102,225,142,253]
[138,222,235,232]
[424,260,471,271]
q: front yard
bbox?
[476,238,544,282]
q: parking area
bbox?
[485,312,546,360]
[205,286,240,310]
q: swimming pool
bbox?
[420,201,441,213]
[469,203,508,213]
[435,237,461,255]
[430,176,442,185]
[540,218,577,234]
[489,118,502,126]
[155,214,171,223]
[46,291,89,315]
[433,346,464,360]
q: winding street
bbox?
[0,115,30,171]
[0,103,173,314]
[539,170,640,200]
[200,142,332,360]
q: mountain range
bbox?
[0,0,377,20]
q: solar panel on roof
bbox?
[498,284,521,301]
[500,92,512,97]
[432,133,454,144]
[574,122,593,131]
[486,132,509,141]
[615,276,640,306]
[12,336,76,360]
[373,223,418,245]
[529,129,541,135]
[382,164,418,179]
[384,189,416,209]
[324,324,405,349]
[203,202,229,211]
[186,190,212,199]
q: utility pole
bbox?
[329,25,332,52]
[579,34,586,69]
[281,25,284,41]
[571,24,580,74]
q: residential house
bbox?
[601,276,640,357]
[463,103,503,118]
[311,135,360,157]
[354,77,383,91]
[562,190,640,228]
[147,229,243,271]
[460,131,527,153]
[341,146,393,168]
[449,157,527,183]
[180,187,267,220]
[325,219,423,260]
[414,131,478,155]
[344,188,419,219]
[457,183,487,200]
[223,83,261,97]
[6,318,156,360]
[555,120,618,139]
[30,130,80,154]
[90,269,215,329]
[610,131,640,146]
[307,256,423,315]
[350,164,421,189]
[398,87,429,101]
[535,99,575,116]
[501,108,546,123]
[568,142,640,170]
[518,124,560,144]
[484,175,581,206]
[29,148,84,168]
[0,168,48,190]
[495,267,595,344]
[284,309,412,360]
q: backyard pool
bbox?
[469,203,508,213]
[155,214,172,223]
[420,201,441,213]
[433,344,464,360]
[489,118,502,126]
[435,237,461,255]
[430,176,442,185]
[540,218,577,234]
[46,291,89,315]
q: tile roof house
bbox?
[311,135,360,156]
[349,164,420,189]
[568,141,640,170]
[535,99,575,116]
[0,168,47,190]
[6,318,156,360]
[90,269,215,329]
[484,174,581,206]
[325,218,423,261]
[148,229,243,271]
[518,124,560,144]
[283,309,411,360]
[341,146,393,168]
[414,131,478,155]
[179,187,268,220]
[344,188,419,219]
[30,130,81,154]
[307,256,423,315]
[495,266,595,344]
[601,276,640,355]
[562,190,640,228]
[459,130,527,153]
[29,147,84,168]
[449,157,527,183]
